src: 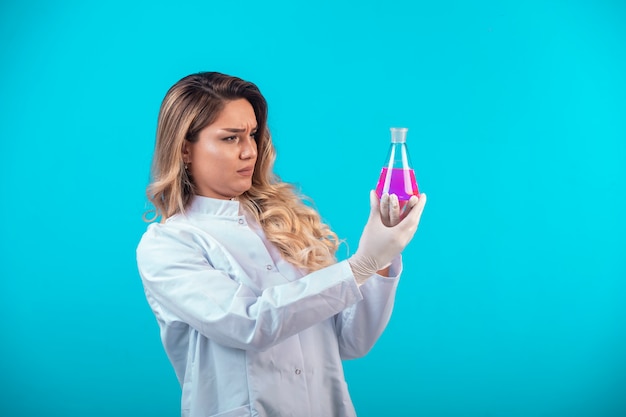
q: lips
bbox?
[237,166,255,176]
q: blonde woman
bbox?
[136,72,427,417]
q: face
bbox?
[183,99,258,200]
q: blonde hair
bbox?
[145,72,339,272]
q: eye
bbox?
[250,131,258,140]
[222,135,237,142]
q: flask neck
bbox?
[385,142,413,170]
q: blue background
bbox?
[1,0,625,416]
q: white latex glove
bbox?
[348,191,427,285]
[379,193,401,227]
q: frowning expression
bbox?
[183,99,258,199]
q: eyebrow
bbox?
[220,126,258,133]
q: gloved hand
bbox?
[348,191,427,285]
[379,193,402,227]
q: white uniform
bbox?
[136,196,402,417]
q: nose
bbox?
[240,136,258,160]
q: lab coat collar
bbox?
[187,195,241,217]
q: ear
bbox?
[181,140,191,163]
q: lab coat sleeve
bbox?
[136,225,364,352]
[335,256,402,359]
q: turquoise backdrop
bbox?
[1,0,625,416]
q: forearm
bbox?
[337,256,402,358]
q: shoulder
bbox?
[138,215,190,244]
[136,213,236,267]
[137,216,208,258]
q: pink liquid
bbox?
[375,167,420,203]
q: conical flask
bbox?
[375,127,420,208]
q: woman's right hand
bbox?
[348,191,427,284]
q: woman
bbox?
[137,72,427,417]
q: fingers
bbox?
[398,193,427,226]
[372,191,426,228]
[380,193,390,225]
[417,193,427,211]
[389,194,400,226]
[379,193,401,227]
[406,195,419,210]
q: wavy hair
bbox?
[145,72,339,272]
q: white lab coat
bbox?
[136,196,402,417]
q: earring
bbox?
[184,162,189,170]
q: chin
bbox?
[232,188,251,198]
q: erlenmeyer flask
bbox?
[375,127,420,209]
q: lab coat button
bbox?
[295,369,302,375]
[266,265,273,271]
[238,219,244,225]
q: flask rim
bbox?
[390,127,408,143]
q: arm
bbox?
[137,225,363,352]
[335,256,402,359]
[337,192,427,358]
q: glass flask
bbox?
[375,127,420,209]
